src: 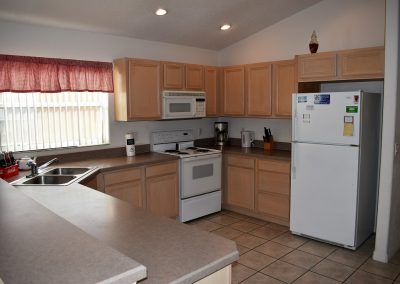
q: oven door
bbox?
[180,153,221,199]
[163,96,196,119]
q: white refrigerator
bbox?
[290,91,381,250]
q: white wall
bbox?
[217,0,385,143]
[218,117,291,143]
[218,0,385,65]
[0,20,218,64]
[0,20,219,156]
[374,0,400,263]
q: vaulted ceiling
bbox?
[0,0,321,50]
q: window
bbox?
[0,91,109,152]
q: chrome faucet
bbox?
[38,158,58,170]
[26,158,58,178]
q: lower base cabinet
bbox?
[145,162,179,218]
[224,153,290,225]
[98,160,178,218]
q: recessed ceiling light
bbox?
[220,24,231,31]
[155,8,167,16]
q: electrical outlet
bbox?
[395,143,399,156]
[198,128,202,137]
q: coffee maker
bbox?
[214,122,229,146]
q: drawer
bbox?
[146,161,177,178]
[257,171,290,195]
[257,192,289,220]
[226,155,255,169]
[104,167,142,186]
[257,159,290,173]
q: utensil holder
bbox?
[263,137,274,151]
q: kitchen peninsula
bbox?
[1,159,238,284]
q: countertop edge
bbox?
[172,251,239,284]
[99,264,147,284]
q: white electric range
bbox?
[151,130,222,222]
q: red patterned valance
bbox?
[0,55,113,93]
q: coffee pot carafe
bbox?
[214,122,229,146]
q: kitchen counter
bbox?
[0,179,146,284]
[17,182,238,283]
[4,151,238,284]
[10,152,179,182]
[213,145,291,161]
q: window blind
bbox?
[0,92,109,152]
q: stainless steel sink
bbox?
[44,168,90,175]
[12,166,97,186]
[22,175,77,185]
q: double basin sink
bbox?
[13,167,95,186]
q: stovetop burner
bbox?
[165,150,179,153]
[186,147,198,150]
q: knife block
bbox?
[263,137,274,151]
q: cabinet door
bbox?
[105,180,144,208]
[297,52,337,82]
[338,47,384,80]
[204,66,218,116]
[223,66,245,116]
[256,159,290,222]
[103,167,144,208]
[186,64,204,90]
[226,155,255,210]
[146,173,178,218]
[163,62,185,90]
[272,60,296,117]
[128,59,161,120]
[257,192,289,220]
[226,165,255,210]
[246,63,272,116]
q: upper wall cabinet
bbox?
[272,60,296,117]
[186,64,204,90]
[162,62,185,90]
[297,46,384,82]
[246,63,272,116]
[338,47,385,80]
[113,58,161,121]
[204,66,219,116]
[162,62,204,90]
[223,66,246,116]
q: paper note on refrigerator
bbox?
[343,116,354,136]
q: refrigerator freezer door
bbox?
[290,142,359,247]
[293,92,361,145]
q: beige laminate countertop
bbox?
[0,179,146,284]
[6,151,239,284]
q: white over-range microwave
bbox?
[162,90,206,119]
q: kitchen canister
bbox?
[125,133,136,156]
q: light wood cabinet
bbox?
[297,46,384,82]
[113,58,161,121]
[272,60,297,117]
[186,64,204,90]
[145,161,179,218]
[204,66,219,116]
[163,62,185,90]
[222,66,245,116]
[163,62,205,91]
[297,52,337,82]
[246,63,272,116]
[223,153,291,225]
[98,160,179,218]
[102,167,145,208]
[225,155,255,210]
[338,47,385,80]
[256,159,290,223]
